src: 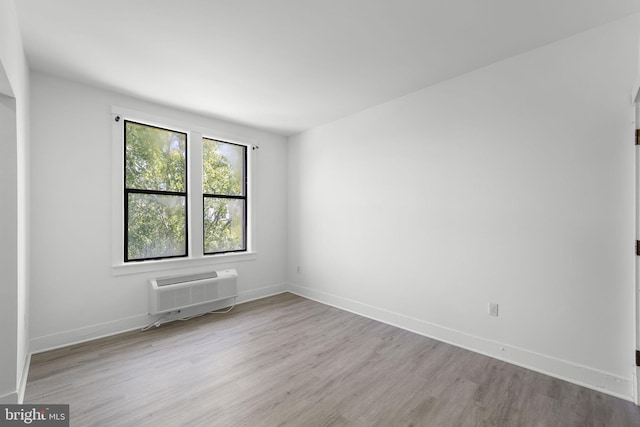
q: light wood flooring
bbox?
[25,293,640,426]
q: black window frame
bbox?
[202,137,248,255]
[124,120,189,262]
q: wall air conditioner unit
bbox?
[148,269,238,315]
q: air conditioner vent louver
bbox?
[156,271,218,287]
[148,269,237,315]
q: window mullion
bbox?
[189,131,204,259]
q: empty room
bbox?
[3,0,640,425]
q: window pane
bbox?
[125,121,186,192]
[202,138,245,196]
[127,193,187,260]
[204,197,245,253]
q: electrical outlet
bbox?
[488,302,499,317]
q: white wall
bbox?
[0,92,18,404]
[0,0,30,404]
[289,15,639,399]
[29,72,288,352]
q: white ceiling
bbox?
[15,0,640,136]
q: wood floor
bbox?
[25,293,640,426]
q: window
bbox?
[113,107,255,269]
[124,121,188,261]
[202,138,247,254]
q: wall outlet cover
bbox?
[489,303,499,317]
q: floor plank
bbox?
[25,293,640,426]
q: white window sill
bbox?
[112,252,257,276]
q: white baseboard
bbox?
[0,391,18,404]
[17,352,30,403]
[288,283,633,401]
[237,283,288,304]
[29,283,289,355]
[26,281,633,402]
[30,313,151,355]
[0,352,31,404]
